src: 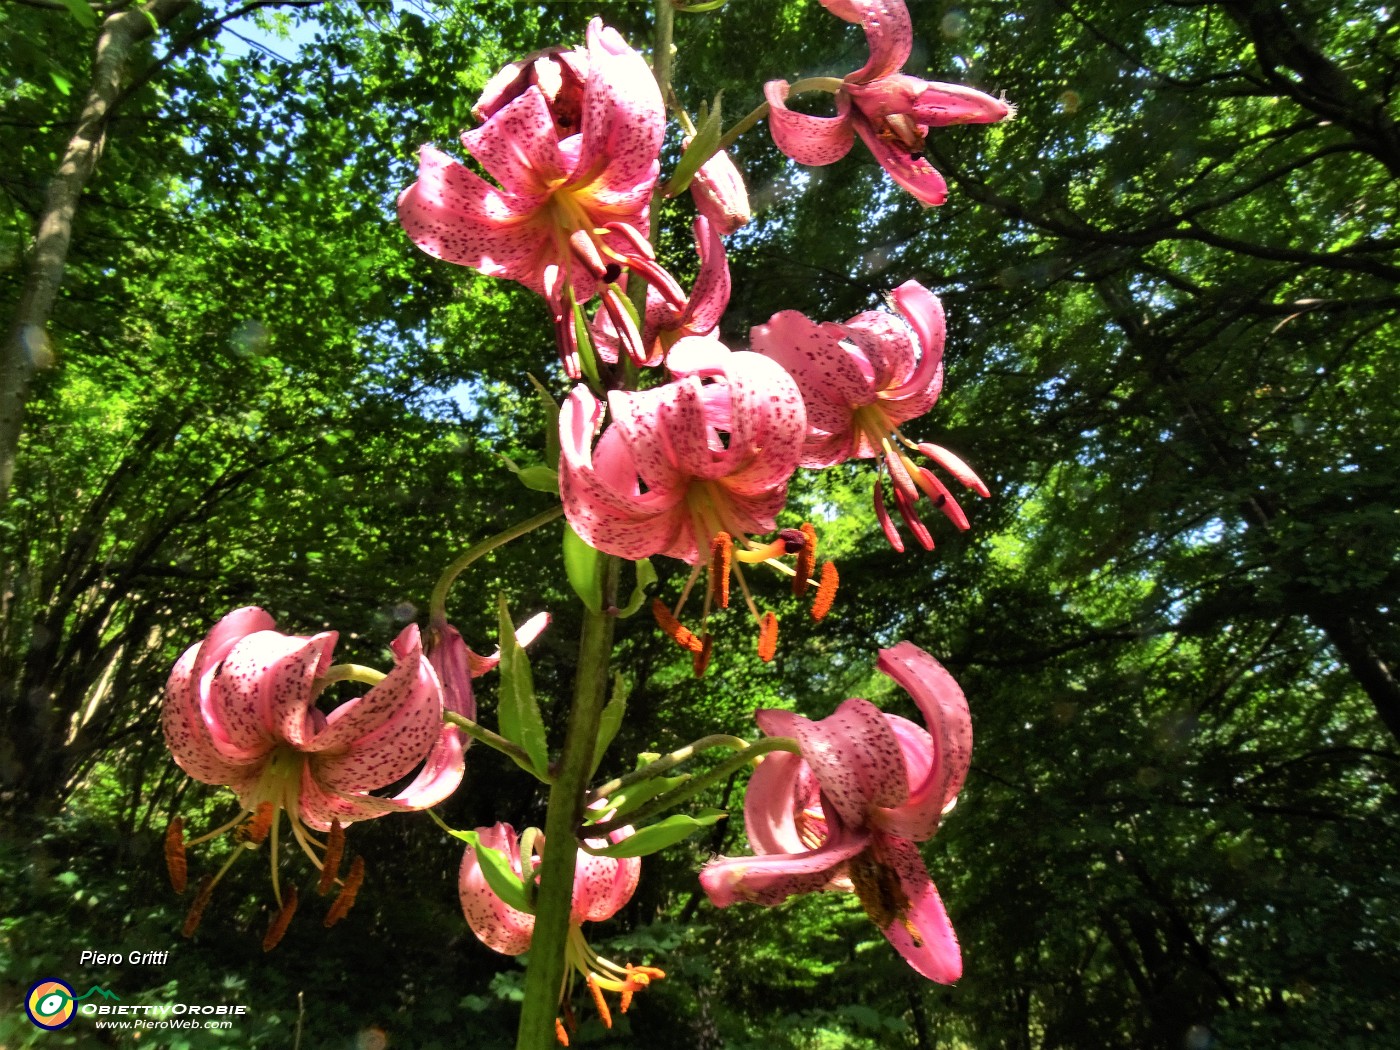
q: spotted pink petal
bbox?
[756,699,911,829]
[466,610,552,677]
[573,822,642,923]
[209,629,332,755]
[577,18,664,199]
[851,116,950,206]
[872,834,961,982]
[750,309,872,464]
[461,86,568,196]
[306,625,443,793]
[823,0,913,83]
[882,280,946,405]
[397,145,551,285]
[764,80,856,166]
[700,809,869,907]
[849,74,1012,127]
[460,823,537,956]
[743,750,821,857]
[872,643,972,840]
[678,217,731,336]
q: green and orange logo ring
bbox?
[25,978,77,1030]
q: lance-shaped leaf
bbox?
[616,558,657,617]
[563,523,605,613]
[496,594,550,778]
[585,810,727,858]
[666,91,724,196]
[590,673,631,775]
[463,829,534,915]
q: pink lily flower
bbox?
[426,611,551,732]
[764,0,1011,207]
[161,607,457,938]
[700,642,973,982]
[751,279,989,552]
[591,216,731,368]
[398,19,683,376]
[460,820,663,1033]
[559,336,804,565]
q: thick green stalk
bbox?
[514,556,618,1049]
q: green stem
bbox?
[588,733,751,803]
[443,711,541,775]
[429,505,564,623]
[584,735,801,840]
[514,556,618,1050]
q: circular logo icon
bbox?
[25,978,76,1030]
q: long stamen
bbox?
[182,875,215,938]
[555,1018,570,1046]
[709,532,732,609]
[324,855,365,927]
[731,561,761,621]
[184,808,253,848]
[672,561,703,616]
[692,633,713,678]
[164,819,188,893]
[262,885,298,952]
[239,801,276,847]
[586,975,613,1029]
[317,820,345,895]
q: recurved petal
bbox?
[607,379,704,491]
[467,611,552,677]
[460,823,536,955]
[873,834,961,982]
[209,629,332,754]
[163,626,268,786]
[700,815,869,907]
[572,842,641,923]
[297,766,408,831]
[306,626,444,792]
[578,18,664,196]
[743,750,820,857]
[881,280,945,408]
[873,643,972,838]
[695,348,807,490]
[764,80,855,166]
[679,217,731,336]
[757,699,910,828]
[397,145,551,286]
[851,117,949,207]
[821,0,914,82]
[461,86,567,195]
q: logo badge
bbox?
[25,978,77,1030]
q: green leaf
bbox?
[463,830,533,914]
[599,774,690,818]
[665,91,724,196]
[57,0,96,30]
[590,673,630,775]
[585,811,727,858]
[49,72,73,96]
[570,297,600,388]
[526,373,560,469]
[496,594,549,778]
[499,455,558,494]
[562,523,604,613]
[616,558,657,617]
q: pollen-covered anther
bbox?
[238,801,276,847]
[692,633,714,679]
[164,818,188,893]
[652,598,704,653]
[567,228,611,280]
[317,819,345,895]
[792,523,818,597]
[181,875,215,938]
[810,562,839,621]
[324,855,364,927]
[261,885,298,952]
[554,1018,570,1046]
[586,974,613,1029]
[709,532,733,609]
[757,612,779,662]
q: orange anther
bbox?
[692,633,714,678]
[652,598,703,653]
[323,855,364,927]
[317,819,345,896]
[709,532,733,609]
[587,974,613,1029]
[810,562,839,621]
[554,1018,570,1046]
[182,875,214,938]
[792,522,817,597]
[261,885,298,952]
[757,612,779,662]
[239,801,275,846]
[164,818,187,894]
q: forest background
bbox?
[1,0,1396,1048]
